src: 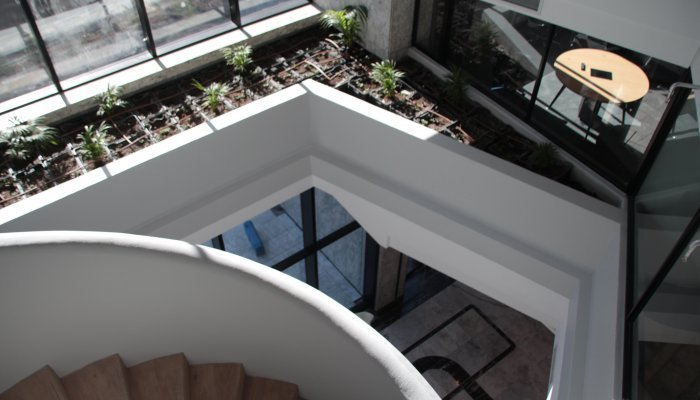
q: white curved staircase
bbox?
[1,353,299,400]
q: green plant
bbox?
[370,59,405,97]
[221,44,253,74]
[0,116,57,163]
[78,121,111,161]
[470,22,497,63]
[443,65,471,105]
[320,5,368,48]
[192,80,231,111]
[528,142,558,172]
[95,85,128,116]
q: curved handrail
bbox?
[0,231,439,400]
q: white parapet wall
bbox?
[0,231,440,400]
[0,81,624,400]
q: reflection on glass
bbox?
[144,0,234,52]
[315,188,354,240]
[0,1,54,102]
[631,228,700,399]
[531,26,686,187]
[447,0,551,116]
[634,94,700,300]
[414,0,448,61]
[221,197,303,267]
[29,0,148,83]
[318,228,365,308]
[284,259,306,282]
[239,0,307,25]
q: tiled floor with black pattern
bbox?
[374,265,554,400]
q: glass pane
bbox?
[318,228,365,308]
[634,93,700,300]
[631,227,700,399]
[30,0,149,83]
[414,0,448,61]
[530,26,687,187]
[447,0,552,117]
[315,188,354,240]
[0,1,54,102]
[283,259,306,282]
[144,0,234,52]
[221,196,303,267]
[239,0,307,25]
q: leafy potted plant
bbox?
[370,59,405,101]
[320,6,368,48]
[221,44,254,78]
[192,80,231,116]
[527,142,573,182]
[0,116,57,166]
[78,122,111,166]
[95,85,128,116]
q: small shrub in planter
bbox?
[370,59,405,98]
[320,6,367,48]
[527,142,573,182]
[0,116,57,165]
[96,85,128,116]
[192,80,231,114]
[78,122,111,164]
[221,44,253,75]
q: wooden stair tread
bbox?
[61,354,129,400]
[190,363,245,400]
[243,376,299,400]
[128,353,189,400]
[0,366,68,400]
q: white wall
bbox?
[486,0,700,67]
[0,81,624,400]
[0,232,439,400]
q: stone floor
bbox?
[380,281,554,400]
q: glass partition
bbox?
[446,0,552,117]
[530,27,686,188]
[239,0,307,25]
[315,187,354,240]
[318,227,365,307]
[144,0,234,53]
[0,1,55,103]
[413,0,448,61]
[29,0,149,85]
[630,225,700,399]
[633,94,700,301]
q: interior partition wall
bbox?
[413,0,689,191]
[0,0,310,109]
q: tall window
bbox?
[144,0,234,53]
[206,188,371,309]
[28,0,149,86]
[0,0,54,103]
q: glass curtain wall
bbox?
[445,0,551,117]
[29,0,150,85]
[627,91,700,398]
[1,0,309,108]
[206,188,371,309]
[144,0,234,52]
[0,1,55,103]
[239,0,307,25]
[414,0,689,190]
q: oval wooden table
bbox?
[549,48,649,128]
[553,48,649,104]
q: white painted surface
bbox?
[0,81,624,399]
[0,231,439,400]
[486,0,700,68]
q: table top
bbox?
[554,48,649,104]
